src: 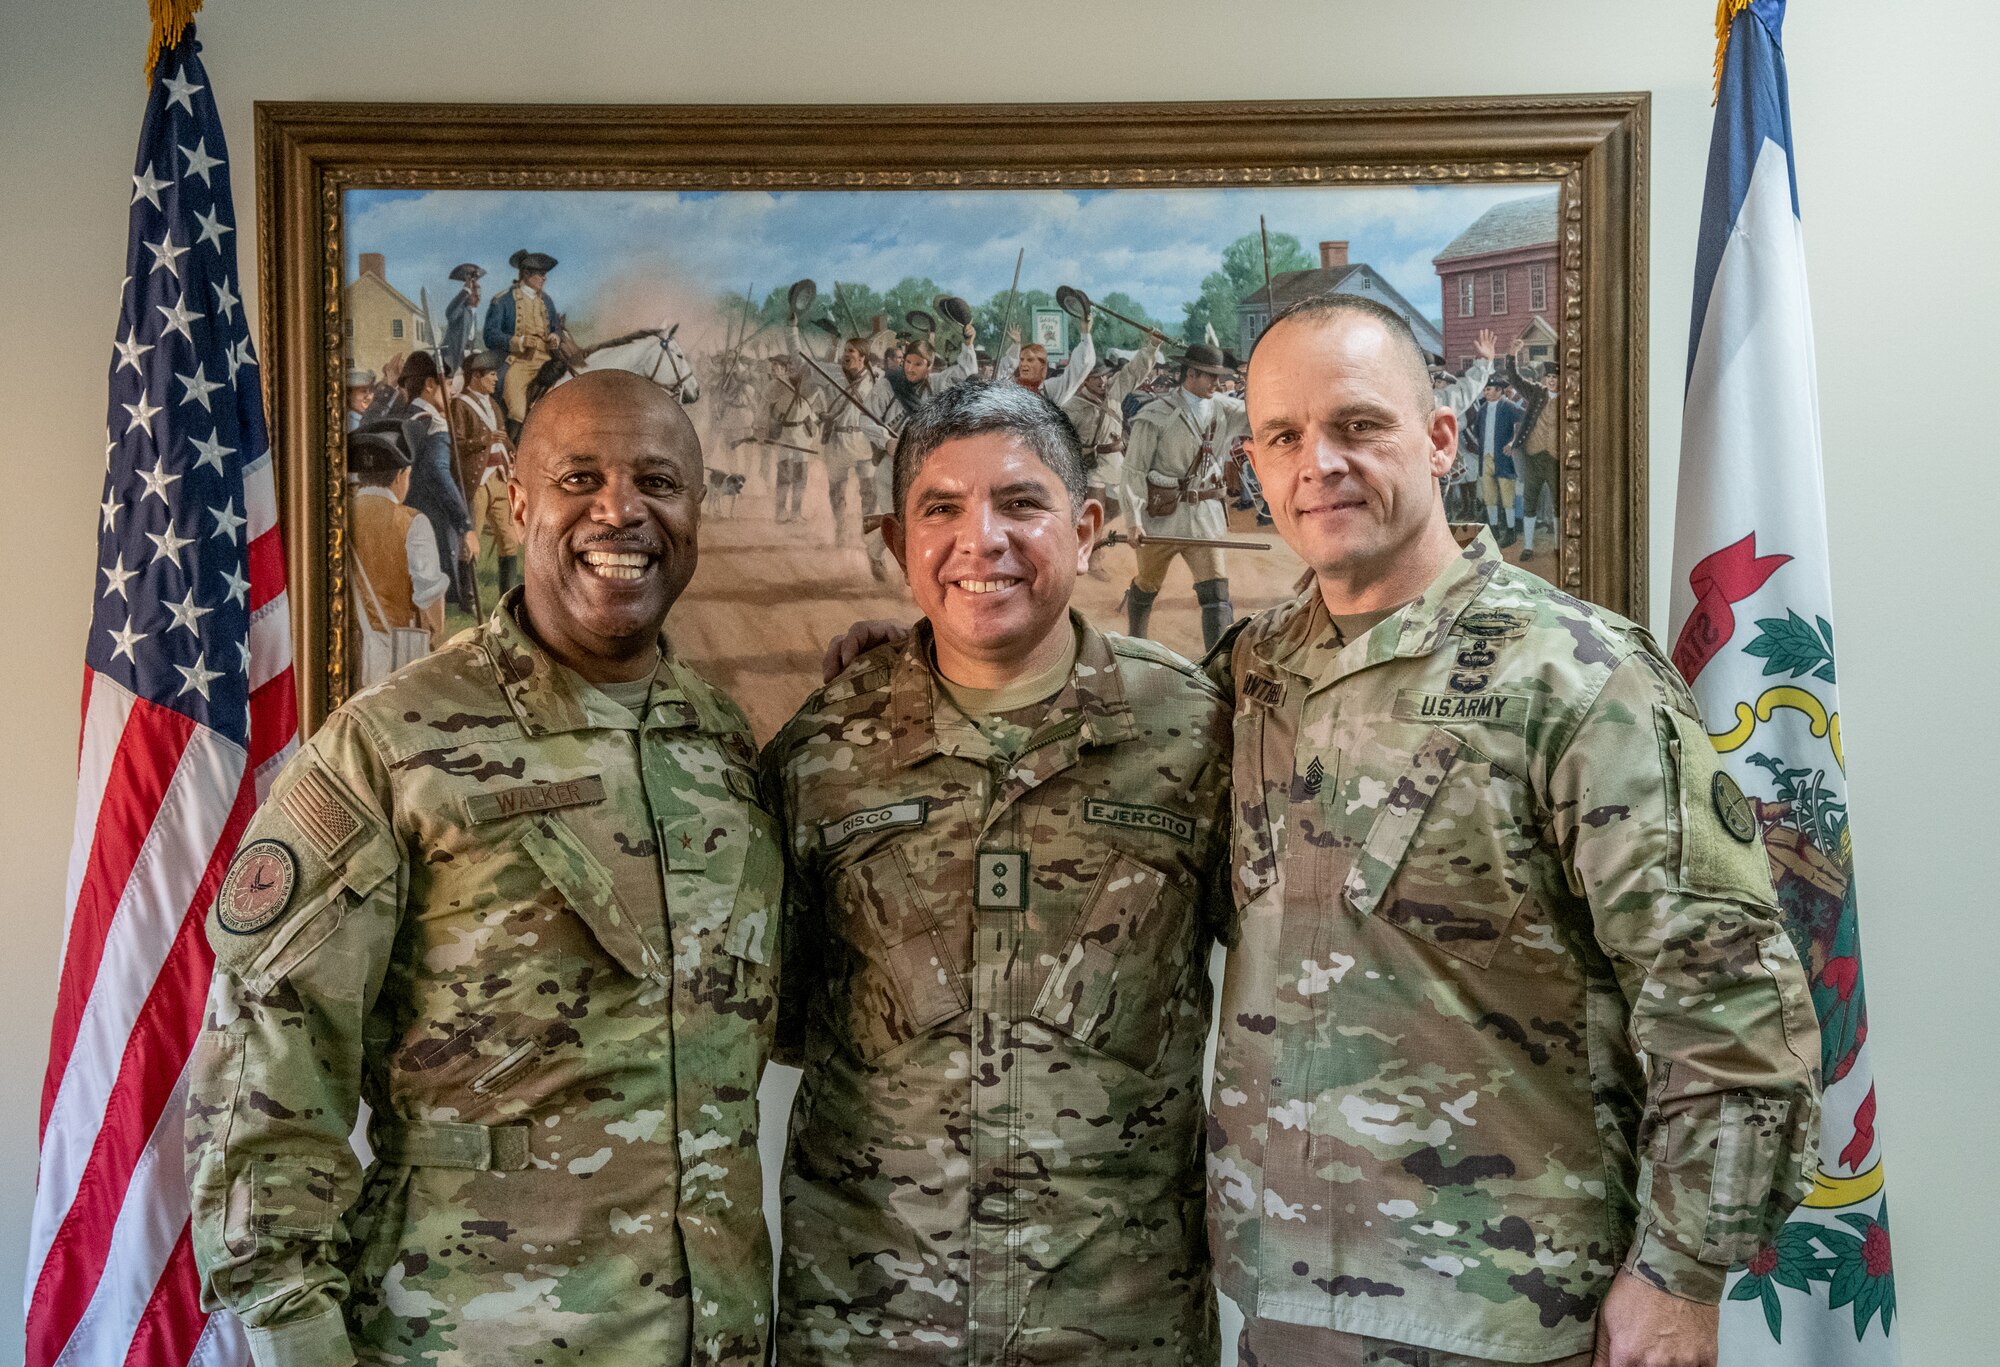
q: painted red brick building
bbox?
[1433,192,1560,374]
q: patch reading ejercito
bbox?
[819,799,929,849]
[1082,798,1195,843]
[465,775,607,824]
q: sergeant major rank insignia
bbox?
[217,839,298,936]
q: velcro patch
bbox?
[974,850,1029,911]
[1455,609,1531,640]
[819,799,929,849]
[217,839,299,936]
[1083,798,1195,844]
[279,764,367,861]
[465,775,607,824]
[1394,689,1530,730]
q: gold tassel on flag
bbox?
[1712,0,1744,101]
[145,0,204,82]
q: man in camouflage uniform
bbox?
[766,381,1234,1364]
[1209,295,1821,1367]
[1123,343,1249,651]
[186,371,781,1367]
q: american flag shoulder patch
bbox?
[280,763,369,862]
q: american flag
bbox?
[24,30,293,1367]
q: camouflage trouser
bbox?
[1238,1320,1595,1367]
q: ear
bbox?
[665,321,680,342]
[1071,493,1105,573]
[1426,405,1458,480]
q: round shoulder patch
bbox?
[217,839,299,936]
[1711,771,1757,844]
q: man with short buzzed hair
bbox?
[188,371,782,1367]
[1208,294,1820,1367]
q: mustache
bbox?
[574,531,663,552]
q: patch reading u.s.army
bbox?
[217,839,298,936]
[1242,673,1286,707]
[1395,689,1530,730]
[1456,609,1531,640]
[1083,798,1195,844]
[278,764,367,861]
[465,775,607,824]
[974,850,1029,910]
[1712,770,1757,843]
[819,799,930,849]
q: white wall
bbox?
[2,1,1990,1361]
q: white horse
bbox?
[529,321,701,410]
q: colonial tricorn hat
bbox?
[347,420,413,474]
[399,350,445,385]
[448,262,484,282]
[508,250,558,274]
[463,347,502,375]
[1482,372,1507,390]
[1181,343,1231,376]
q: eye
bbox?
[559,471,599,490]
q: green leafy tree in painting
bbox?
[1180,231,1313,350]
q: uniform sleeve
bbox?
[759,731,819,1069]
[1126,415,1166,486]
[1546,654,1822,1303]
[420,432,472,536]
[481,294,506,351]
[184,716,404,1367]
[1107,337,1158,406]
[996,338,1021,383]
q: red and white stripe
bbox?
[26,450,295,1367]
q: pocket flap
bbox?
[1343,728,1458,916]
[522,815,664,982]
[722,810,781,966]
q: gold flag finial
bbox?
[146,0,204,83]
[1704,0,1752,103]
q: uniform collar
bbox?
[887,611,1138,770]
[481,587,707,736]
[1256,527,1503,693]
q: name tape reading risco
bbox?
[820,799,930,849]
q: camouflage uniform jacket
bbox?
[185,592,781,1367]
[1206,532,1820,1362]
[765,616,1233,1365]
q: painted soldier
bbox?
[1122,343,1248,650]
[794,328,893,548]
[346,420,448,675]
[395,350,477,614]
[483,249,566,431]
[1060,331,1162,541]
[1504,353,1561,562]
[344,366,375,433]
[766,381,1233,1365]
[440,261,484,373]
[187,372,783,1367]
[1210,294,1820,1367]
[451,347,521,594]
[759,352,825,526]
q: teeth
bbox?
[581,550,653,582]
[955,579,1017,594]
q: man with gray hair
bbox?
[763,379,1235,1364]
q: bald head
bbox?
[517,370,700,478]
[1256,295,1436,420]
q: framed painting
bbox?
[255,96,1648,738]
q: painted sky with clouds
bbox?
[347,182,1554,343]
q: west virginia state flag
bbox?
[1670,3,1898,1361]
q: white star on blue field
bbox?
[347,182,1553,344]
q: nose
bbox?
[589,471,646,527]
[956,499,1010,558]
[1301,427,1350,481]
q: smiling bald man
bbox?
[187,371,783,1367]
